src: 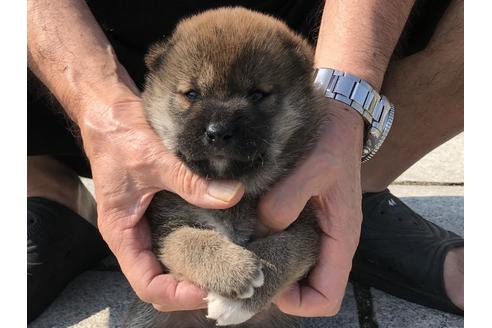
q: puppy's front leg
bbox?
[158,226,264,300]
[204,211,320,326]
[241,210,320,315]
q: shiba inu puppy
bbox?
[124,7,325,328]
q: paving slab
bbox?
[372,289,463,328]
[395,133,463,184]
[29,271,131,328]
[389,185,463,236]
[29,272,360,328]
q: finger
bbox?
[106,217,206,309]
[276,235,355,316]
[275,283,341,317]
[258,156,326,231]
[161,156,245,209]
[151,277,208,312]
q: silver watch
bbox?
[314,68,395,163]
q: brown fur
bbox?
[124,7,325,328]
[160,227,263,299]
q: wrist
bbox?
[314,67,395,162]
[325,99,365,151]
[27,0,141,125]
[314,59,384,92]
[78,92,146,158]
[314,18,387,90]
[313,0,415,91]
[59,60,141,124]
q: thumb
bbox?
[162,158,244,209]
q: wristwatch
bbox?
[314,68,395,163]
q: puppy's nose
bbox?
[205,123,233,146]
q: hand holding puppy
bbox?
[259,100,364,316]
[78,96,244,312]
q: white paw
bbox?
[206,292,256,326]
[252,264,265,288]
[238,265,264,299]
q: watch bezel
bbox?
[362,103,395,163]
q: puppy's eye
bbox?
[184,90,199,101]
[248,90,269,102]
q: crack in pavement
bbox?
[353,281,378,328]
[392,181,463,186]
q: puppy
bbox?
[124,7,325,328]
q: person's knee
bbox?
[27,155,80,198]
[28,155,97,225]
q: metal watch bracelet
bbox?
[314,68,395,163]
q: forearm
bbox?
[27,0,139,124]
[315,0,415,90]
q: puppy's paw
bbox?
[237,263,264,299]
[206,292,256,326]
[212,250,265,299]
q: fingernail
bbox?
[207,181,243,202]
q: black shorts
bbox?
[27,0,452,177]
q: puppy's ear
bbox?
[277,31,314,71]
[145,39,173,71]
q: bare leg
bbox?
[361,0,463,309]
[362,0,463,191]
[28,155,97,225]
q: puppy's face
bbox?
[143,8,322,194]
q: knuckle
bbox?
[134,289,152,304]
[171,161,202,199]
[152,303,170,312]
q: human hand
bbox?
[258,100,364,316]
[78,94,244,312]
